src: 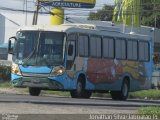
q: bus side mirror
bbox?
[8,36,16,54]
[68,44,73,56]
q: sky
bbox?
[0,0,115,26]
[0,0,114,19]
[0,0,114,11]
[0,0,115,45]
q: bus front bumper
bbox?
[11,77,64,90]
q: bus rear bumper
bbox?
[11,77,64,90]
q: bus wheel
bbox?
[110,79,129,100]
[29,87,41,96]
[83,90,92,98]
[70,78,92,98]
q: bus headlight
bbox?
[12,63,22,75]
[50,66,65,76]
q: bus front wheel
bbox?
[70,78,92,98]
[29,87,41,96]
[110,79,129,100]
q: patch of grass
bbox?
[0,81,28,94]
[0,82,12,88]
[129,90,160,99]
[92,93,111,98]
[41,90,70,96]
[42,91,111,97]
[138,107,160,119]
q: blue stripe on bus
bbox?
[19,65,52,74]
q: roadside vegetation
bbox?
[129,90,160,100]
[138,107,160,119]
[0,60,11,81]
[0,81,12,88]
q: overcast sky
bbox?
[0,0,115,24]
[0,0,114,19]
[0,0,114,10]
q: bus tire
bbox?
[111,79,129,100]
[29,87,41,96]
[70,77,92,98]
[83,91,92,98]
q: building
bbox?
[0,11,50,60]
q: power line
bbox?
[1,7,159,16]
[0,1,159,21]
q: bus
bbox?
[8,24,153,100]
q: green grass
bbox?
[41,90,70,96]
[129,90,160,99]
[92,93,111,98]
[0,81,12,88]
[0,82,70,96]
[138,107,160,119]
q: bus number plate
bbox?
[31,79,40,83]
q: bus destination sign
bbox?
[40,0,96,8]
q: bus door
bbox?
[66,34,77,86]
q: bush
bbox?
[0,60,11,81]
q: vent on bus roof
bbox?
[63,24,121,32]
[63,24,95,29]
[96,26,121,32]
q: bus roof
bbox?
[18,24,75,32]
[18,24,152,41]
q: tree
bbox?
[141,0,160,28]
[88,0,160,28]
[88,5,114,21]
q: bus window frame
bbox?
[138,40,150,62]
[115,37,127,60]
[78,33,89,57]
[67,33,77,56]
[102,36,115,59]
[127,39,138,61]
[89,35,102,58]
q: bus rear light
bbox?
[12,63,22,75]
[50,66,65,76]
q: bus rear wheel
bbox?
[29,87,41,96]
[110,79,129,100]
[70,77,92,98]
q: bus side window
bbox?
[66,33,77,70]
[67,41,75,60]
[68,43,73,56]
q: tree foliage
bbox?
[88,5,114,21]
[88,1,160,28]
[141,0,160,28]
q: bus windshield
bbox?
[13,31,65,66]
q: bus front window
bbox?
[13,31,65,66]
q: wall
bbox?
[0,11,50,44]
[0,11,50,60]
[0,13,5,44]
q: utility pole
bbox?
[32,0,40,25]
[25,0,28,25]
[154,0,156,28]
[140,0,142,26]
